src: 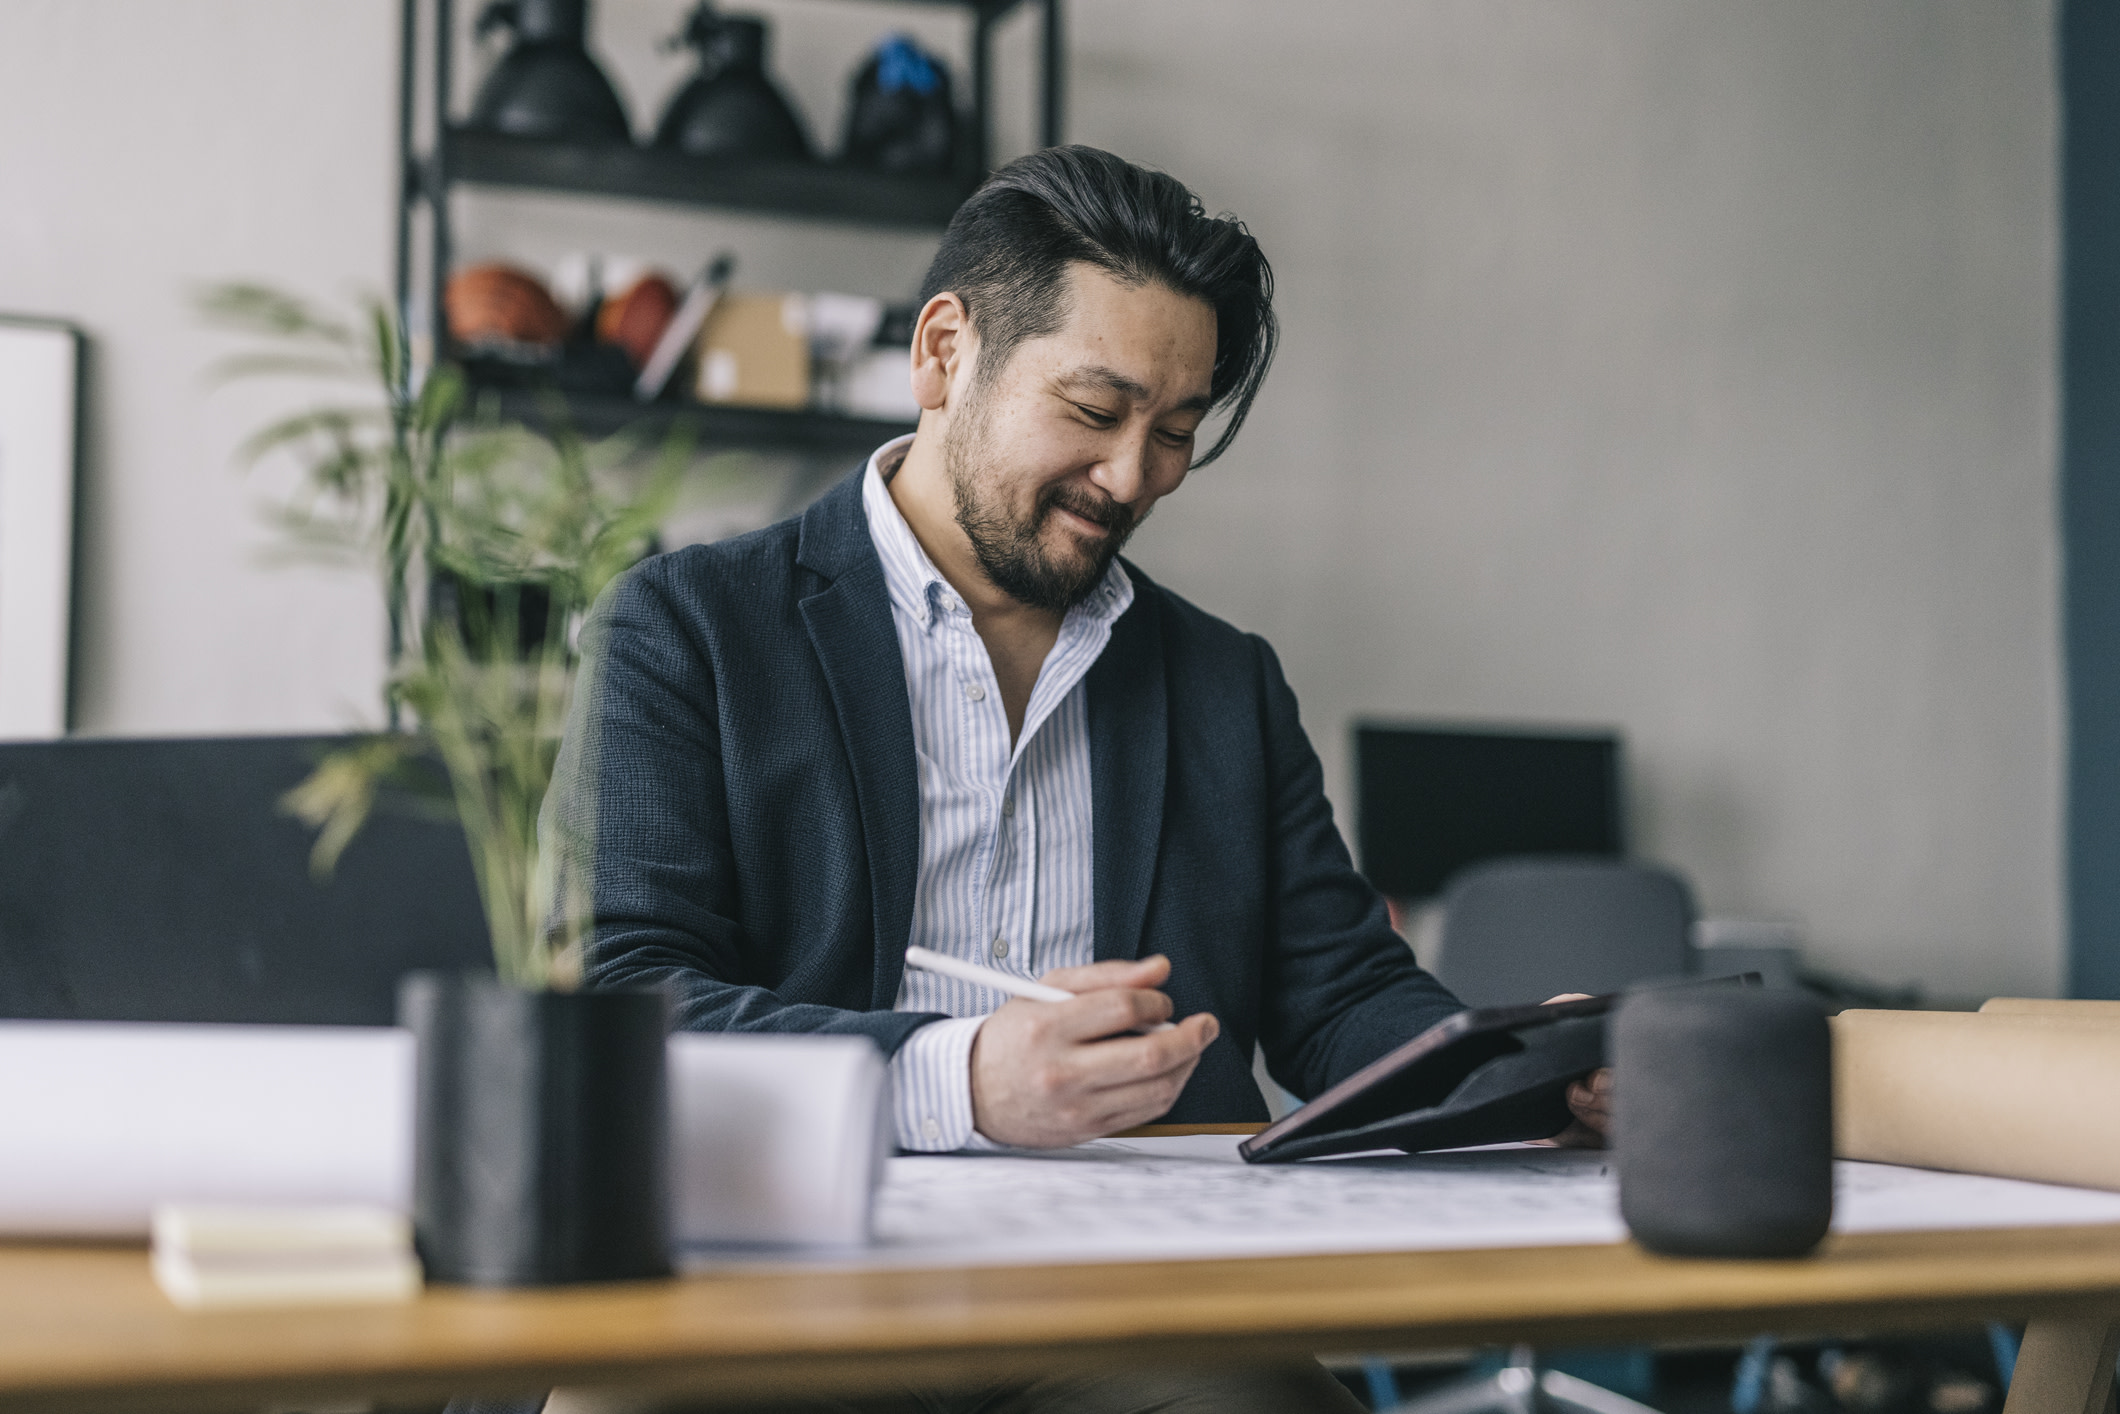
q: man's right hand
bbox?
[969,954,1219,1149]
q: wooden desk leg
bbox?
[2002,1320,2120,1414]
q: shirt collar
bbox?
[860,436,1135,635]
[861,436,947,629]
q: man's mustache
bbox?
[1037,485,1135,535]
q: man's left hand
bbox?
[1534,992,1612,1148]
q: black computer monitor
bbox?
[1354,723,1624,900]
[0,735,489,1025]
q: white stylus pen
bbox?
[902,945,1177,1033]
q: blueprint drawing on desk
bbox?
[679,1136,2120,1273]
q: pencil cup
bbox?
[1613,986,1833,1258]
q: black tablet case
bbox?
[1238,995,1612,1164]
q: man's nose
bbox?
[1089,431,1152,505]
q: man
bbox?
[552,145,1607,1411]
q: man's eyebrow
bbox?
[1057,365,1215,414]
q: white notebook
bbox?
[150,1203,422,1309]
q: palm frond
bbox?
[217,280,692,989]
[195,283,356,345]
[233,406,383,467]
[204,351,365,386]
[280,734,427,878]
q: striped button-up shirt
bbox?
[862,437,1134,1151]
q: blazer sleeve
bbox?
[1248,635,1465,1099]
[546,563,941,1055]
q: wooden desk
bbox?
[6,1225,2120,1414]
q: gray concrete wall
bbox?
[0,1,398,735]
[0,1,2061,997]
[1079,1,2063,1000]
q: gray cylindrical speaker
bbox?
[1614,986,1834,1258]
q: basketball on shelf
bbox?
[443,263,569,353]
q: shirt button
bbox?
[922,1116,941,1141]
[1002,795,1016,818]
[992,937,1009,960]
[964,681,986,702]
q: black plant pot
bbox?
[399,972,671,1286]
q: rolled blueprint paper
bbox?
[0,1023,412,1236]
[1980,997,2120,1022]
[667,1032,889,1249]
[1833,1008,2120,1191]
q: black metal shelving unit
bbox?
[479,385,918,453]
[395,0,1065,452]
[441,129,973,226]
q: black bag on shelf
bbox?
[841,35,957,176]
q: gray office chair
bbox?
[1431,856,1697,1008]
[1390,858,1696,1414]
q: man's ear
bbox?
[909,292,973,413]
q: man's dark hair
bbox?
[917,145,1277,467]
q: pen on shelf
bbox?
[902,945,1177,1033]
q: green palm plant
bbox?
[201,284,687,988]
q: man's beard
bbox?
[945,402,1141,615]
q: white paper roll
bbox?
[667,1032,889,1249]
[0,1022,891,1249]
[0,1023,412,1236]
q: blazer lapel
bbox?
[1087,587,1168,962]
[798,473,921,1010]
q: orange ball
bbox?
[444,263,568,350]
[595,273,681,369]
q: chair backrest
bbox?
[0,735,489,1025]
[1432,856,1696,1008]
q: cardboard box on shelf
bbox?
[695,292,809,409]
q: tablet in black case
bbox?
[1238,995,1612,1164]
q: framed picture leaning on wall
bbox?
[0,317,82,740]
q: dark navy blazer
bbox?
[555,468,1463,1123]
